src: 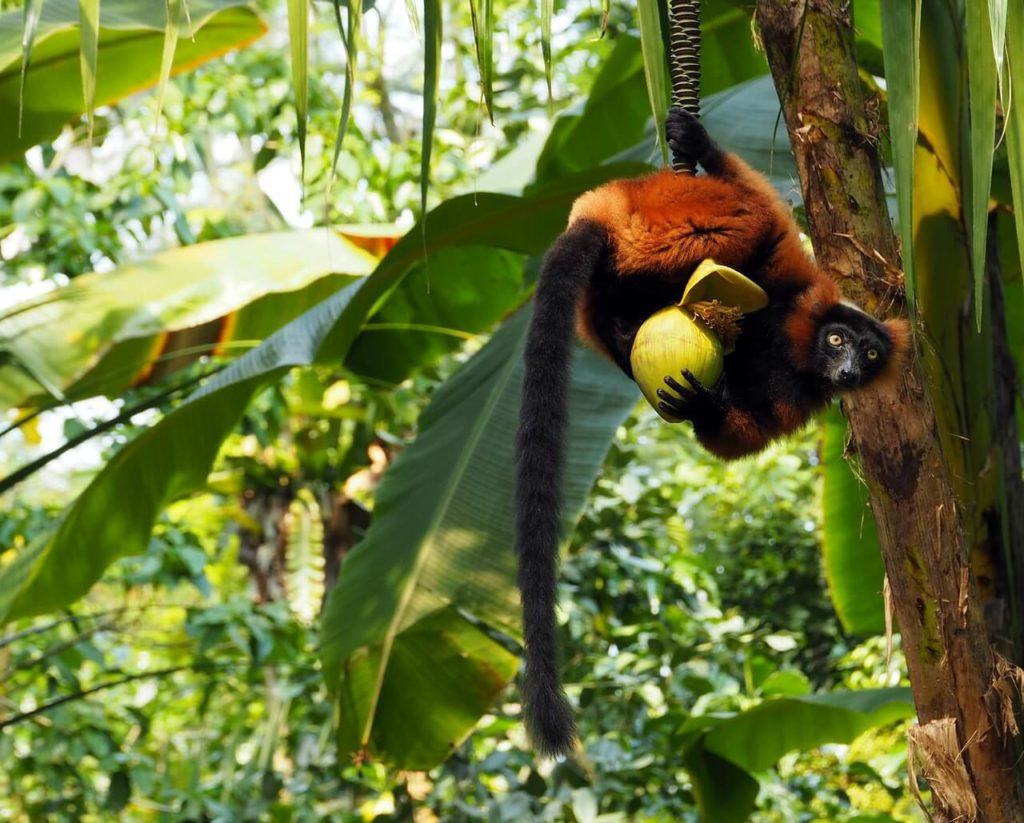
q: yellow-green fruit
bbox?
[630,306,724,423]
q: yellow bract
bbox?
[630,259,767,423]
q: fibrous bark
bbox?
[754,1,1024,819]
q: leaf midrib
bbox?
[358,325,522,747]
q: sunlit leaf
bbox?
[0,231,376,411]
[287,0,309,177]
[702,688,914,773]
[989,0,1007,77]
[678,687,913,822]
[0,0,267,161]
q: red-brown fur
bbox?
[563,149,906,458]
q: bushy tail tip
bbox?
[524,686,578,758]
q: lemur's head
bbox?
[813,303,908,390]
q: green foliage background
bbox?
[7,0,1016,818]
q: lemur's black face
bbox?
[813,304,892,389]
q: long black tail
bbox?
[515,219,607,756]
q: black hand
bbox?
[656,369,726,430]
[665,107,725,175]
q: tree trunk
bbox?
[754,1,1024,819]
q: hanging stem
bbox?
[668,0,701,172]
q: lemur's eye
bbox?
[866,348,879,361]
[827,333,843,347]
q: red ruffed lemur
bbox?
[515,108,908,756]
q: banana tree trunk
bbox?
[754,1,1024,819]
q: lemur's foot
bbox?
[665,107,724,174]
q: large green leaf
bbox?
[681,748,759,823]
[0,0,266,160]
[0,231,376,411]
[468,0,493,120]
[821,407,886,635]
[321,310,639,768]
[701,688,913,773]
[681,687,913,822]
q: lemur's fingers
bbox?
[663,375,696,399]
[657,386,689,406]
[681,369,715,396]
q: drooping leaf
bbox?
[0,0,266,160]
[540,0,552,107]
[287,0,309,177]
[155,0,182,123]
[469,0,493,121]
[329,0,362,190]
[820,407,886,635]
[319,163,649,362]
[420,0,441,224]
[78,0,100,141]
[17,0,44,138]
[321,310,639,768]
[965,0,997,327]
[399,0,418,32]
[636,0,669,164]
[880,0,920,310]
[344,247,528,385]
